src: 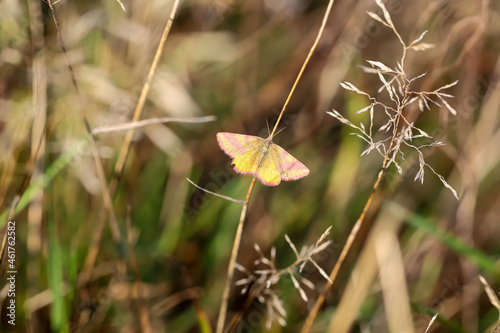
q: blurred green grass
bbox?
[1,0,500,332]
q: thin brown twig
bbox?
[300,164,387,332]
[0,73,49,274]
[187,178,245,205]
[225,230,331,332]
[46,0,122,246]
[216,177,257,333]
[91,116,216,135]
[303,116,408,332]
[115,0,126,11]
[0,128,23,209]
[216,1,336,331]
[0,197,21,273]
[46,3,133,328]
[301,70,407,333]
[109,0,181,195]
[269,0,336,138]
[81,0,181,281]
[26,0,47,303]
[151,287,204,316]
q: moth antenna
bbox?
[266,119,271,136]
[273,127,287,138]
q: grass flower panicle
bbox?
[328,0,458,199]
[234,227,333,329]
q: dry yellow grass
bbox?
[0,0,499,332]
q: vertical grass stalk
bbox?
[217,0,336,330]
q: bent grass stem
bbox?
[216,177,257,333]
[301,108,405,332]
[216,0,336,331]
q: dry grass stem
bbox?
[91,116,216,135]
[46,0,122,246]
[480,275,500,332]
[479,275,500,333]
[81,0,181,284]
[269,0,336,137]
[186,178,245,205]
[302,165,385,332]
[231,227,332,330]
[374,219,414,333]
[479,275,500,311]
[216,0,336,331]
[303,0,458,330]
[2,0,496,331]
[424,314,438,333]
[110,0,181,193]
[216,177,257,333]
[115,0,126,12]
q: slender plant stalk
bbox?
[300,165,386,332]
[27,0,47,304]
[216,177,257,333]
[91,116,215,135]
[48,2,182,328]
[225,237,330,333]
[269,0,336,138]
[109,0,181,195]
[82,0,181,280]
[46,3,133,327]
[216,0,336,331]
[0,197,21,267]
[187,178,245,205]
[46,0,121,245]
[301,102,406,333]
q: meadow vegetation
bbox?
[1,0,500,332]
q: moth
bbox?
[217,132,309,186]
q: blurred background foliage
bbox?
[1,0,500,332]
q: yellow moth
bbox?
[217,132,309,186]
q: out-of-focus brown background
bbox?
[1,0,499,331]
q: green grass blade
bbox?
[411,304,466,333]
[0,150,75,227]
[388,202,500,278]
[48,217,68,333]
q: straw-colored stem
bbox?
[46,4,131,326]
[82,0,181,280]
[109,0,180,195]
[46,0,121,244]
[301,111,405,333]
[225,246,323,332]
[216,177,257,333]
[269,0,336,138]
[300,164,386,333]
[217,1,336,330]
[91,116,215,135]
